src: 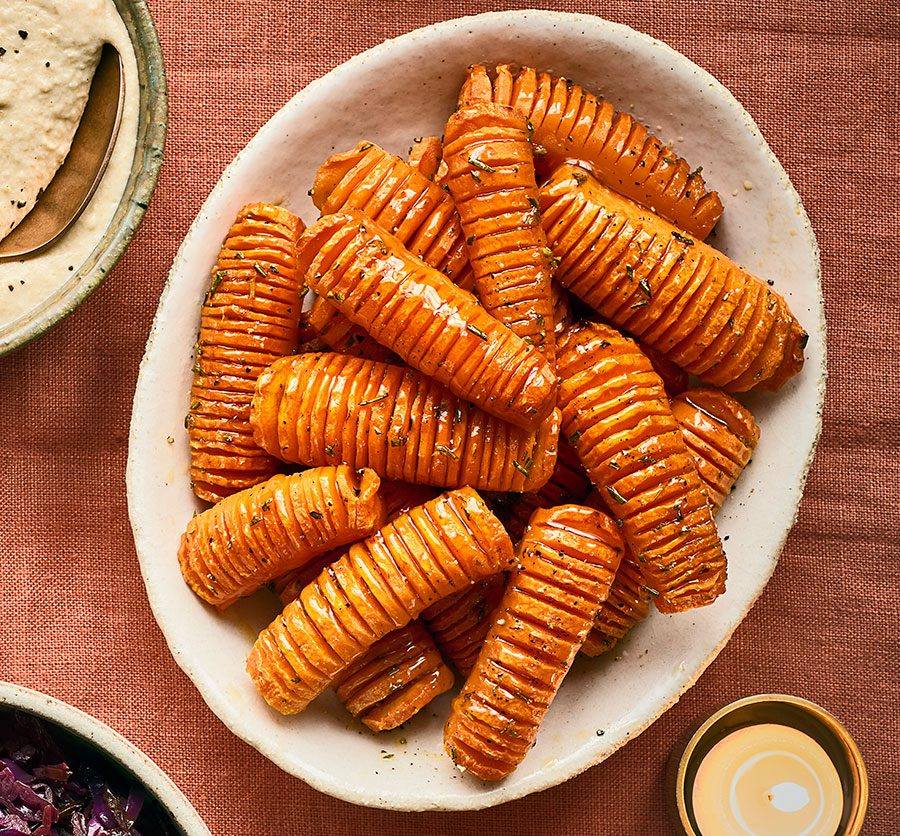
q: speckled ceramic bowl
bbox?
[0,0,166,356]
[0,682,210,834]
[127,10,825,811]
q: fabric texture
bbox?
[1,1,897,833]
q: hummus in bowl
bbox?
[0,0,166,355]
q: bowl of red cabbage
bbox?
[0,683,208,836]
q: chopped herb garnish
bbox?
[253,263,267,277]
[250,515,263,526]
[324,443,336,456]
[208,271,226,295]
[672,231,694,245]
[607,485,628,504]
[309,510,323,520]
[390,436,408,447]
[639,279,652,297]
[572,170,588,185]
[466,323,488,340]
[630,299,650,309]
[625,264,635,279]
[513,457,533,478]
[359,392,389,406]
[533,144,548,156]
[469,155,495,173]
[569,430,582,444]
[466,235,476,246]
[326,290,345,302]
[435,444,459,460]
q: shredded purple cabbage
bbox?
[0,711,145,836]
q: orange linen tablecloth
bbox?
[1,1,897,833]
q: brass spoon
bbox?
[0,43,124,261]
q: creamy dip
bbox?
[0,0,139,330]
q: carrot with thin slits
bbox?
[297,213,558,430]
[334,621,454,732]
[422,574,507,676]
[672,388,760,509]
[407,135,444,180]
[187,203,304,502]
[584,389,758,652]
[247,487,514,714]
[556,321,727,612]
[444,504,622,780]
[251,353,559,492]
[443,102,555,360]
[460,64,723,239]
[272,483,449,731]
[178,466,384,608]
[540,165,806,392]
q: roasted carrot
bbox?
[584,389,757,652]
[541,165,806,392]
[581,547,651,655]
[422,573,507,676]
[187,203,304,503]
[178,466,384,608]
[271,482,448,730]
[247,487,514,714]
[251,353,560,492]
[443,102,556,361]
[297,212,558,429]
[334,621,454,732]
[407,135,444,181]
[556,321,727,612]
[444,504,622,780]
[672,388,760,510]
[460,64,723,239]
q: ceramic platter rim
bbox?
[126,9,825,811]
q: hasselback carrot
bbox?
[460,64,723,239]
[443,102,556,360]
[540,165,807,392]
[247,487,514,714]
[556,321,727,612]
[270,482,448,730]
[297,213,558,429]
[422,574,507,676]
[444,504,622,780]
[187,203,304,502]
[407,135,444,181]
[585,390,757,651]
[672,388,760,510]
[251,353,560,492]
[500,440,592,542]
[333,621,454,732]
[581,551,651,656]
[178,466,384,608]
